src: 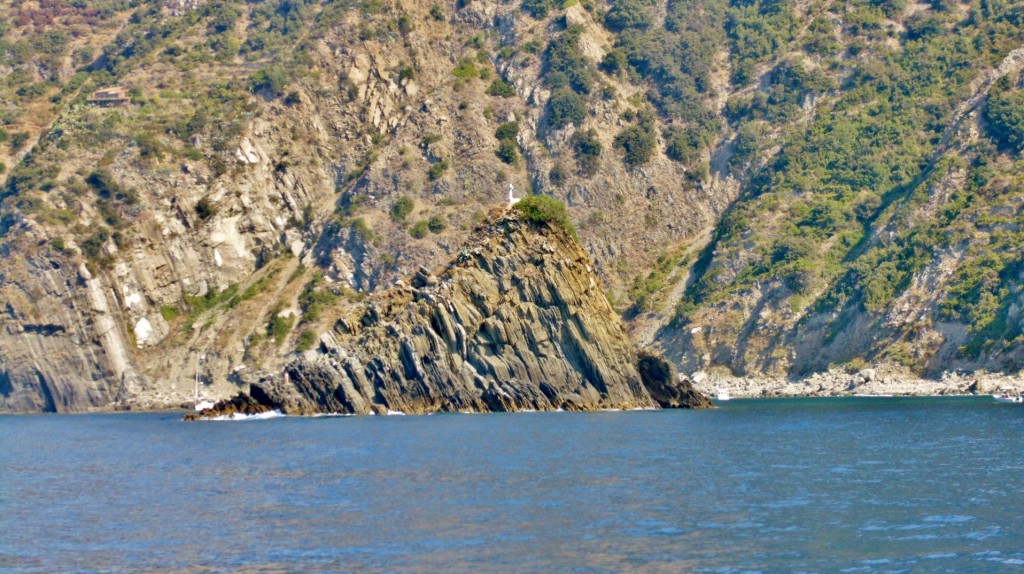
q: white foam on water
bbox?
[210,410,285,421]
[924,553,958,559]
[923,514,974,523]
[386,410,407,416]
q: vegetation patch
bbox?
[513,195,578,240]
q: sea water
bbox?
[1,397,1023,573]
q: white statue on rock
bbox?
[507,184,520,207]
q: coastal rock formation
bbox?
[194,211,711,417]
[637,351,714,409]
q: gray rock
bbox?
[198,213,711,417]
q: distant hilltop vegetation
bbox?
[3,0,1024,412]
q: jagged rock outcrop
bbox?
[637,350,714,409]
[195,211,711,417]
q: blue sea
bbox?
[2,397,1023,573]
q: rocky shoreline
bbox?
[100,366,1024,414]
[688,367,1024,398]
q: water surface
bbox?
[2,397,1023,573]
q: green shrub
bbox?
[571,129,602,175]
[86,171,137,204]
[350,217,374,242]
[250,65,289,97]
[428,159,449,180]
[984,78,1024,153]
[546,88,587,130]
[522,0,555,18]
[8,132,30,152]
[298,272,340,323]
[267,313,296,344]
[427,214,447,233]
[604,0,654,32]
[409,219,429,238]
[391,195,414,221]
[495,121,519,141]
[614,124,656,167]
[452,59,478,79]
[543,27,596,94]
[513,194,577,239]
[665,125,711,165]
[185,285,240,316]
[487,77,515,97]
[496,139,519,165]
[296,329,318,351]
[600,49,628,75]
[549,163,568,187]
[159,305,181,321]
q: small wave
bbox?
[210,410,285,421]
[923,514,974,524]
[386,410,407,416]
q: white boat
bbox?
[716,388,731,401]
[993,393,1023,404]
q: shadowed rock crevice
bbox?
[195,211,711,417]
[638,350,714,409]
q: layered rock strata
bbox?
[193,211,710,417]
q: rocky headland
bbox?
[190,207,712,418]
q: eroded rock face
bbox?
[637,351,714,409]
[197,212,711,417]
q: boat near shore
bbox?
[993,393,1023,404]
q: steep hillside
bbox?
[3,0,1024,411]
[657,0,1024,379]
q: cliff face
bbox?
[6,0,1024,412]
[194,211,710,416]
[0,250,131,412]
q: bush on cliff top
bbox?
[513,195,578,240]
